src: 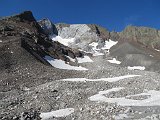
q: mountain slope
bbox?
[1,11,160,120]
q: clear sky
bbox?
[0,0,160,31]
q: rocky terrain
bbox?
[1,11,160,120]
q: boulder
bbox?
[38,18,58,37]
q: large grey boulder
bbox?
[38,18,58,38]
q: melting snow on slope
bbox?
[89,39,118,56]
[44,56,87,70]
[52,36,75,46]
[89,42,104,56]
[66,55,93,63]
[89,87,160,106]
[89,42,99,50]
[128,66,145,70]
[77,56,93,63]
[61,75,141,82]
[40,108,74,120]
[102,39,118,50]
[107,58,121,64]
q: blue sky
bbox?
[0,0,160,31]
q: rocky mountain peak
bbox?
[118,25,160,48]
[122,25,159,36]
[7,11,36,22]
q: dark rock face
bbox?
[15,11,36,22]
[87,24,110,40]
[38,18,58,37]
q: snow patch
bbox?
[149,55,154,57]
[89,88,160,106]
[44,56,88,71]
[66,55,93,63]
[52,36,75,46]
[89,42,104,56]
[89,39,118,56]
[61,75,140,82]
[77,56,93,63]
[107,58,121,64]
[40,108,74,120]
[102,39,118,50]
[89,42,99,50]
[155,49,160,52]
[128,66,145,70]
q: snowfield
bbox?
[102,39,118,50]
[61,75,141,82]
[128,66,145,70]
[107,58,121,64]
[89,39,118,56]
[77,56,93,63]
[89,87,160,106]
[40,108,74,120]
[44,56,88,70]
[52,35,75,46]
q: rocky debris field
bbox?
[1,11,160,120]
[2,55,160,120]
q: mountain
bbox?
[41,20,160,72]
[1,11,160,120]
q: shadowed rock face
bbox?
[38,18,58,38]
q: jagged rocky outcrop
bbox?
[38,18,58,38]
[0,11,84,72]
